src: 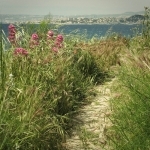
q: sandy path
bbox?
[65,78,116,150]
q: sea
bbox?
[2,23,143,39]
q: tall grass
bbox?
[108,7,150,150]
[109,59,150,149]
[0,21,106,149]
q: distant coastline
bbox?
[1,14,144,25]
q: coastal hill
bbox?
[69,11,144,18]
[126,14,144,22]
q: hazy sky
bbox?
[0,0,150,16]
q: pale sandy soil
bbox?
[65,78,116,150]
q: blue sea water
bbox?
[59,24,142,39]
[2,23,142,39]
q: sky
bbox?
[0,0,150,16]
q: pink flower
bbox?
[8,24,15,30]
[47,30,54,37]
[55,41,63,48]
[30,33,39,48]
[8,24,16,45]
[56,34,63,43]
[8,36,16,43]
[31,33,39,41]
[47,30,54,41]
[9,32,16,36]
[14,48,28,56]
[8,28,16,33]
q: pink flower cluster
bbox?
[55,34,64,48]
[47,30,54,40]
[14,48,28,56]
[46,31,64,53]
[56,34,63,43]
[8,24,16,45]
[30,33,39,48]
[8,24,65,57]
[32,33,39,41]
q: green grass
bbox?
[1,7,150,150]
[108,7,150,150]
[109,60,150,150]
[0,22,107,149]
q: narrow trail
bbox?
[65,78,116,150]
